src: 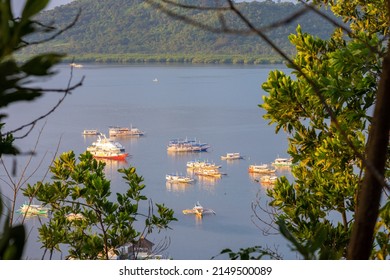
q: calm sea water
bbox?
[2,63,296,260]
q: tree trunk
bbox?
[347,2,390,258]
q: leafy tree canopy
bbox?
[23,151,177,260]
[260,0,389,259]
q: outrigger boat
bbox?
[109,125,145,137]
[65,213,85,221]
[182,202,215,217]
[167,138,210,153]
[70,62,83,68]
[18,203,49,216]
[248,164,276,174]
[194,168,223,177]
[166,174,195,184]
[186,159,221,170]
[271,157,293,167]
[221,153,243,160]
[260,175,278,184]
[82,129,100,135]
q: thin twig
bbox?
[5,70,84,138]
[17,9,82,49]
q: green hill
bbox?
[23,0,338,64]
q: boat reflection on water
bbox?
[97,158,129,166]
[96,158,129,178]
[165,181,194,192]
[194,213,203,226]
[197,176,221,190]
[273,165,292,174]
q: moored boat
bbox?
[87,134,128,160]
[260,175,278,184]
[66,213,85,221]
[166,174,194,184]
[248,164,276,174]
[70,62,83,68]
[109,125,145,137]
[186,159,221,170]
[271,157,293,167]
[221,153,243,160]
[194,168,223,177]
[82,129,99,135]
[18,203,49,216]
[167,138,210,153]
[182,201,215,217]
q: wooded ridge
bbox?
[23,0,338,64]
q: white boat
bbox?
[18,203,49,216]
[109,125,145,137]
[65,213,85,221]
[87,134,128,160]
[272,157,293,167]
[182,201,215,217]
[220,153,243,160]
[248,164,276,174]
[167,138,210,152]
[165,174,194,183]
[82,129,99,135]
[186,159,221,170]
[70,62,83,68]
[260,175,278,184]
[195,168,223,177]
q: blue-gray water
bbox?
[2,63,295,260]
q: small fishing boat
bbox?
[272,157,293,167]
[82,129,99,135]
[186,159,221,170]
[65,213,85,221]
[18,203,49,216]
[182,201,215,217]
[70,62,83,68]
[166,174,195,184]
[194,168,223,177]
[167,138,210,152]
[220,153,243,160]
[248,164,276,174]
[260,175,278,184]
[109,125,145,137]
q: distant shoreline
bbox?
[17,53,287,65]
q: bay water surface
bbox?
[2,63,296,260]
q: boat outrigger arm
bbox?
[182,202,216,217]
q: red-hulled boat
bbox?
[86,134,128,160]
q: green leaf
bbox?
[22,0,50,19]
[21,53,65,76]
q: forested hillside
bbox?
[24,0,338,63]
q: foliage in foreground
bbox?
[0,195,25,259]
[0,0,72,259]
[1,0,64,156]
[23,151,177,260]
[260,0,390,259]
[215,0,389,260]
